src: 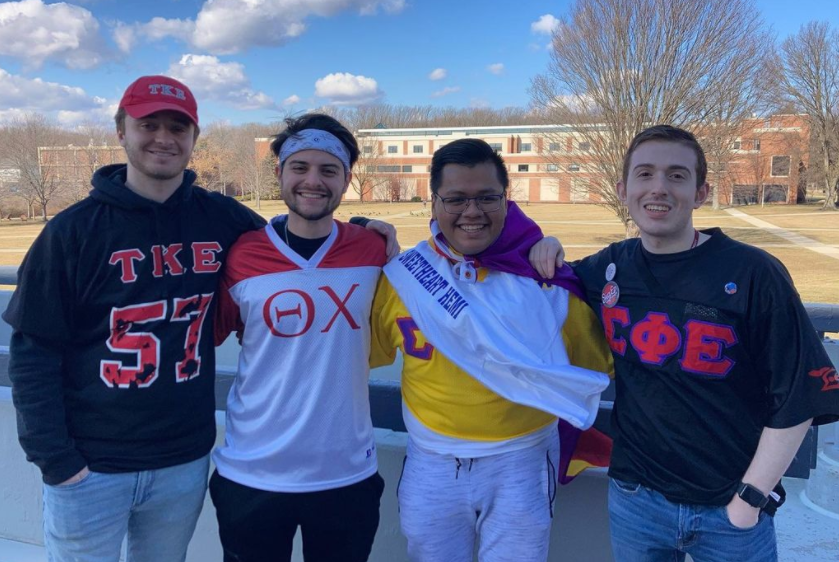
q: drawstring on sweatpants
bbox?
[454,457,475,479]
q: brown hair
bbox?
[622,125,707,188]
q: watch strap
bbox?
[737,482,769,509]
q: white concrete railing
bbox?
[0,281,836,561]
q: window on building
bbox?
[363,146,373,154]
[377,165,401,173]
[549,142,561,151]
[763,184,788,203]
[413,145,423,154]
[518,164,529,172]
[489,143,503,153]
[366,165,375,173]
[546,164,559,172]
[402,165,412,173]
[520,143,532,152]
[577,141,590,152]
[771,156,791,177]
[732,139,741,150]
[387,146,398,154]
[709,162,727,172]
[568,163,581,172]
[753,139,761,151]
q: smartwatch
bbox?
[736,482,769,509]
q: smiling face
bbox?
[433,161,507,255]
[119,110,195,190]
[618,140,709,253]
[279,148,351,236]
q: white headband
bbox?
[279,129,351,174]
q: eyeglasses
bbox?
[435,194,505,214]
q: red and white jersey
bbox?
[213,219,386,492]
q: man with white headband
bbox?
[210,113,389,562]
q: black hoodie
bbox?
[4,164,265,484]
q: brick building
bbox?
[253,114,809,205]
[34,115,808,208]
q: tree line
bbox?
[1,0,837,223]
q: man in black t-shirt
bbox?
[570,125,839,562]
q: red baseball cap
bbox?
[118,75,199,126]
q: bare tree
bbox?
[780,22,839,209]
[352,137,392,201]
[531,0,773,233]
[66,121,122,202]
[0,113,72,221]
[191,137,225,193]
[319,104,544,130]
[231,123,280,209]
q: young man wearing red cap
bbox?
[3,75,266,562]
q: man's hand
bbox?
[528,236,565,279]
[59,466,90,486]
[366,219,401,262]
[725,494,760,529]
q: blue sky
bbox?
[0,0,835,127]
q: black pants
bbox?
[209,470,385,562]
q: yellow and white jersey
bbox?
[370,268,613,456]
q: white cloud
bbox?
[0,0,110,69]
[314,72,383,106]
[358,0,406,15]
[167,54,277,111]
[487,63,504,75]
[0,68,101,112]
[428,68,447,81]
[121,0,406,56]
[112,22,137,53]
[283,95,301,106]
[56,104,118,128]
[469,97,490,109]
[112,17,196,54]
[531,14,559,35]
[142,17,196,41]
[548,93,596,113]
[431,86,460,98]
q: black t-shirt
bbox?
[272,217,329,260]
[574,228,838,505]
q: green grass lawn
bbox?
[3,201,837,304]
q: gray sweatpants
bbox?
[398,433,560,562]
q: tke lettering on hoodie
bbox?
[110,243,222,283]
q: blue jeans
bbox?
[608,478,777,562]
[43,454,210,562]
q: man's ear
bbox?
[343,171,352,194]
[694,182,710,208]
[616,181,627,204]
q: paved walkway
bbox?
[724,208,839,261]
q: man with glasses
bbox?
[370,138,613,562]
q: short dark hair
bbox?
[429,138,509,194]
[114,107,126,133]
[270,113,359,169]
[622,125,707,188]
